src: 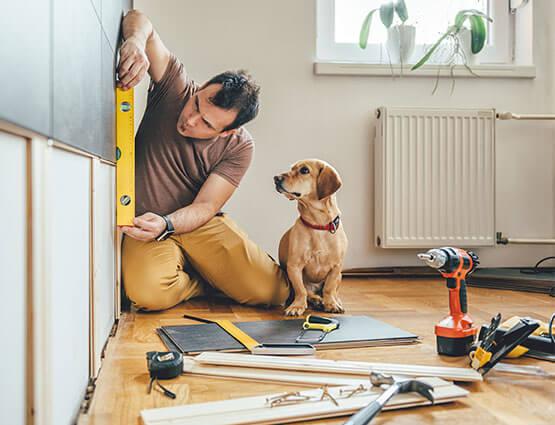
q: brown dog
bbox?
[274,159,348,316]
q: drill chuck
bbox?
[417,249,448,269]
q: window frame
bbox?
[316,0,511,65]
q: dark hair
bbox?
[203,70,260,131]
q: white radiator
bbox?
[374,107,495,248]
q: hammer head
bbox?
[370,372,435,403]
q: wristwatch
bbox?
[155,215,175,241]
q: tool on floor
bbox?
[146,351,183,399]
[116,87,135,226]
[418,247,479,356]
[295,315,340,343]
[343,372,434,425]
[478,315,555,358]
[469,314,540,375]
[182,314,316,355]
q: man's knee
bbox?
[237,269,290,307]
[123,264,178,311]
[122,238,184,311]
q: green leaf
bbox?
[469,15,486,53]
[359,9,377,49]
[411,27,454,70]
[455,9,492,29]
[394,0,408,22]
[380,2,394,29]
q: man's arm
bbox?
[120,174,237,241]
[117,10,172,90]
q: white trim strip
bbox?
[141,378,468,425]
[314,62,536,78]
[194,352,483,382]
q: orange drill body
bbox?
[418,247,479,356]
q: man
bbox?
[118,10,290,311]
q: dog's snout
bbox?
[274,175,284,185]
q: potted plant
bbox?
[359,0,415,66]
[411,9,493,93]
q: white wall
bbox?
[135,0,554,268]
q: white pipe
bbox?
[497,112,555,120]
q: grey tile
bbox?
[52,0,102,157]
[90,0,101,19]
[0,1,51,135]
[101,31,116,162]
[102,0,132,52]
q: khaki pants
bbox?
[122,214,291,311]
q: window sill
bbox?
[313,62,536,79]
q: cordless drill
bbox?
[418,247,479,356]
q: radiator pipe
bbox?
[496,232,555,245]
[497,112,555,120]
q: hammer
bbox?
[343,372,435,425]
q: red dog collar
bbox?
[300,215,341,234]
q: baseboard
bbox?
[342,267,555,296]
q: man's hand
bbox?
[120,212,165,241]
[117,37,150,91]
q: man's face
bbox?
[177,83,238,139]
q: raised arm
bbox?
[117,10,172,90]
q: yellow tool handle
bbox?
[471,346,492,370]
[302,322,336,332]
[302,315,339,333]
[215,319,260,352]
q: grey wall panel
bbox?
[101,32,116,161]
[90,0,101,18]
[0,1,51,135]
[102,0,132,51]
[53,0,102,156]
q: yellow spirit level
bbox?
[116,88,135,226]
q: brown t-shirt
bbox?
[134,55,254,216]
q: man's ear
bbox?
[317,163,342,200]
[219,129,237,138]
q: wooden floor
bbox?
[80,277,555,425]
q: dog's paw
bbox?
[322,297,345,314]
[307,294,324,310]
[284,301,307,317]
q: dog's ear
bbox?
[317,163,342,199]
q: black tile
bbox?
[52,0,102,157]
[0,1,51,135]
[101,31,116,162]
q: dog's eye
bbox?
[300,167,309,175]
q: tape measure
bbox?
[116,88,135,226]
[146,351,183,399]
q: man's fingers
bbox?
[119,62,148,89]
[121,226,154,241]
[133,216,158,231]
[121,75,143,91]
[117,55,135,80]
[119,62,145,89]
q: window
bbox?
[316,0,511,65]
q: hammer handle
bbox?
[343,384,400,425]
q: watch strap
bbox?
[155,215,175,241]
